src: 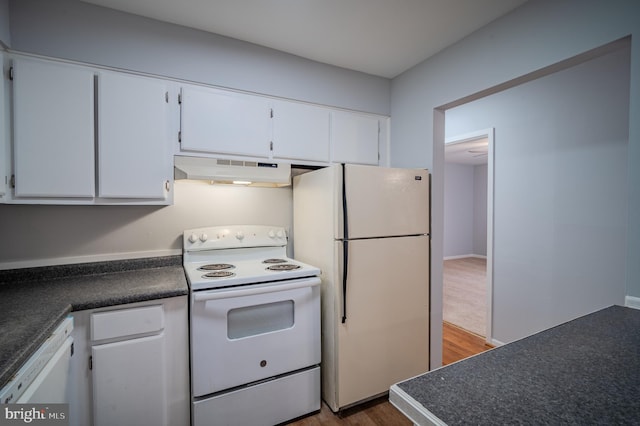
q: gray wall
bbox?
[443,162,487,258]
[443,163,471,257]
[445,36,630,343]
[0,0,9,47]
[391,0,640,365]
[8,0,390,114]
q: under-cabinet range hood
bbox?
[174,156,291,187]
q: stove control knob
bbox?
[268,229,276,238]
[199,233,208,242]
[276,229,285,239]
[188,233,198,243]
[236,231,245,241]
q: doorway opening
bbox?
[442,128,494,346]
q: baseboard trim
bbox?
[625,296,640,310]
[443,254,487,260]
[489,338,505,347]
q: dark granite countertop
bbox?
[391,305,640,425]
[0,256,188,390]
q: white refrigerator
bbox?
[293,164,430,412]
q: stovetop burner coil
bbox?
[262,258,288,264]
[266,264,302,271]
[199,263,235,271]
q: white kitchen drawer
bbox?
[91,305,164,341]
[193,367,320,426]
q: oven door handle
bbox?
[193,277,321,301]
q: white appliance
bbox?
[174,156,291,187]
[293,164,430,412]
[183,225,321,426]
[1,317,74,404]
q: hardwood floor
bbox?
[443,321,493,365]
[286,323,492,425]
[286,397,412,426]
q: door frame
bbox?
[444,127,495,344]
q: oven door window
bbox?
[227,300,294,339]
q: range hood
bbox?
[174,156,291,187]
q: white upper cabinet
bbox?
[8,56,174,204]
[331,111,380,165]
[271,100,330,163]
[97,71,172,200]
[12,57,95,198]
[180,85,271,158]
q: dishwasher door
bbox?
[0,317,74,405]
[17,336,73,403]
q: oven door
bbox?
[191,276,321,397]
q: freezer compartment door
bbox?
[341,164,429,239]
[335,235,430,409]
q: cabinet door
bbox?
[331,111,379,165]
[97,71,171,200]
[0,53,6,199]
[92,334,166,426]
[180,85,271,158]
[272,100,330,162]
[12,58,95,198]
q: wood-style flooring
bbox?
[286,323,492,425]
[442,321,494,365]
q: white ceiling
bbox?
[81,0,527,78]
[445,138,488,165]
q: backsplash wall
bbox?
[0,181,293,269]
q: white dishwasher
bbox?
[1,317,74,404]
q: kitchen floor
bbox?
[287,324,491,425]
[286,397,411,425]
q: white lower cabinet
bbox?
[1,52,7,200]
[92,335,165,426]
[68,297,189,426]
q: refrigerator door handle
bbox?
[342,239,348,323]
[341,163,349,240]
[341,163,349,323]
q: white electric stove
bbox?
[183,225,321,426]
